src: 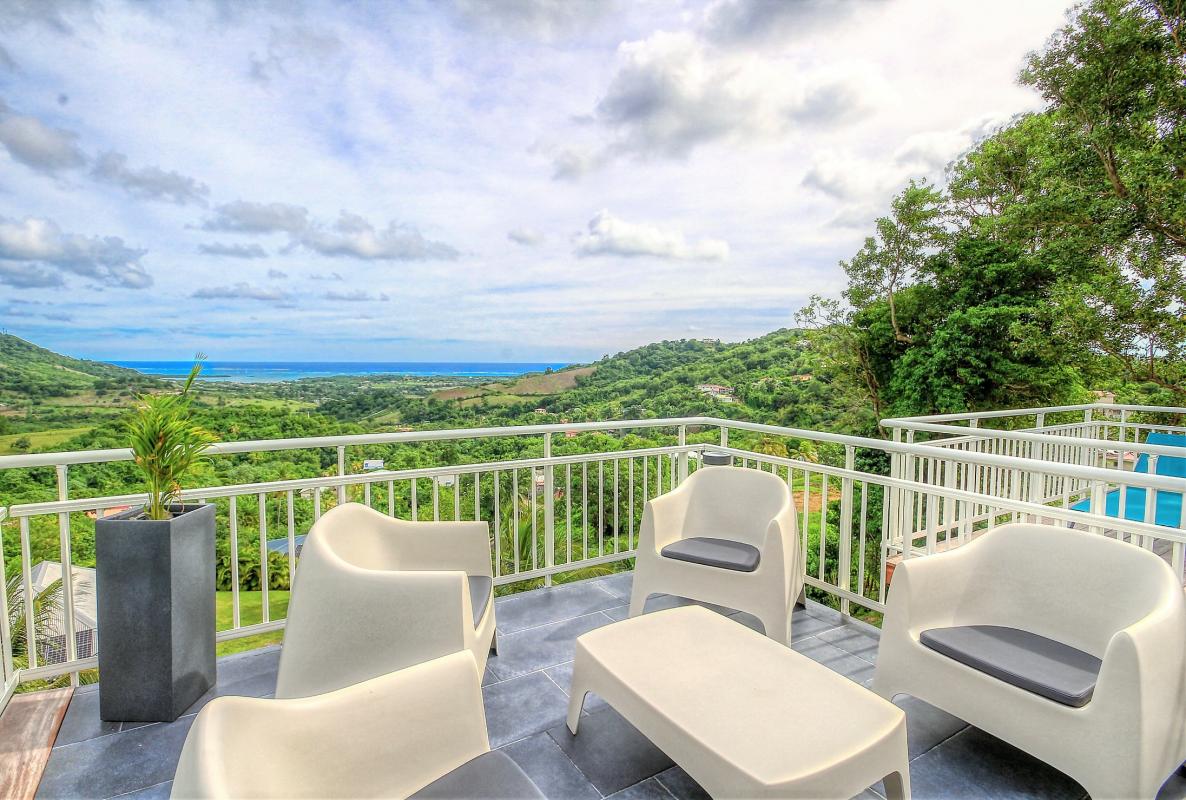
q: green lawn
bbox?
[0,426,93,454]
[216,590,289,657]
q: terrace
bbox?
[3,406,1186,798]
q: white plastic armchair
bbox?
[873,523,1186,800]
[171,651,542,800]
[628,466,801,644]
[275,502,496,700]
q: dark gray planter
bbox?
[95,503,216,722]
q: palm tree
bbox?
[6,574,97,689]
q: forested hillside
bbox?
[801,0,1186,435]
[0,333,159,401]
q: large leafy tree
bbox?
[810,0,1186,424]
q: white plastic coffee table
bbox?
[567,606,910,799]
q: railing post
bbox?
[544,433,555,587]
[677,425,688,484]
[0,508,15,690]
[719,426,728,449]
[887,428,902,559]
[56,464,78,685]
[838,446,855,616]
[336,446,347,505]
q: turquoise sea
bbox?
[110,360,571,383]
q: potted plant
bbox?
[96,359,217,722]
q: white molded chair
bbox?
[873,523,1186,800]
[275,502,496,700]
[628,466,802,644]
[171,652,543,799]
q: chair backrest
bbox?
[305,502,406,570]
[954,523,1180,656]
[679,466,792,548]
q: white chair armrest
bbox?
[761,503,801,599]
[882,547,977,637]
[392,520,493,577]
[173,652,490,800]
[1095,593,1186,745]
[639,490,690,554]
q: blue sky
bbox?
[0,0,1073,363]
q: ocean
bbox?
[110,360,572,383]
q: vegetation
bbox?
[800,0,1186,434]
[127,360,214,520]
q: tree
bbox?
[841,180,947,345]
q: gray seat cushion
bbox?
[411,750,544,799]
[468,575,493,628]
[660,536,760,573]
[920,625,1102,707]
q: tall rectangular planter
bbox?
[95,503,216,722]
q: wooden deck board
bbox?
[0,688,73,800]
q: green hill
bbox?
[323,329,846,434]
[0,333,158,402]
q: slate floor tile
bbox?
[594,572,634,601]
[792,636,877,684]
[654,766,710,800]
[111,780,172,799]
[906,726,1087,799]
[487,611,614,680]
[53,689,125,747]
[37,715,195,799]
[543,660,607,713]
[818,624,881,663]
[500,732,601,800]
[483,671,571,748]
[605,777,676,800]
[892,695,969,760]
[494,582,621,633]
[549,707,674,796]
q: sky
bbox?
[0,0,1076,364]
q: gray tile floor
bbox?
[35,573,1186,799]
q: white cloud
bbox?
[192,283,291,302]
[702,0,872,46]
[202,201,310,234]
[573,210,729,261]
[91,151,209,205]
[198,242,268,258]
[0,216,150,288]
[325,289,390,302]
[267,268,288,279]
[0,104,86,174]
[299,212,459,261]
[447,0,613,39]
[508,227,545,246]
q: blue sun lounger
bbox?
[1070,432,1186,527]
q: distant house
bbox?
[791,374,813,382]
[697,383,735,402]
[29,561,98,663]
[85,505,132,520]
[533,407,548,415]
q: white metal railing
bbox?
[3,414,1185,707]
[882,403,1186,565]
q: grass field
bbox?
[216,590,290,657]
[0,426,94,455]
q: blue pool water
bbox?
[1070,432,1186,527]
[110,360,571,383]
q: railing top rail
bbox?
[0,417,713,470]
[720,445,1186,545]
[4,415,1186,497]
[5,444,697,517]
[884,419,1186,459]
[884,402,1186,425]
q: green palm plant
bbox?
[6,574,63,665]
[127,357,214,520]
